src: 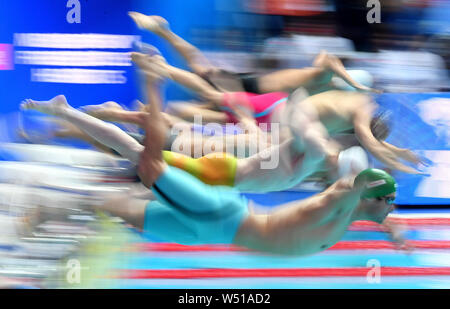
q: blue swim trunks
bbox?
[143,166,249,245]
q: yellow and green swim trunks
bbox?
[162,151,238,187]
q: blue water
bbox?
[104,209,450,289]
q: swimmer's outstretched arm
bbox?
[353,109,421,174]
[294,176,361,225]
[238,177,363,253]
[381,142,429,167]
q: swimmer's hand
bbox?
[369,88,384,94]
[391,233,414,254]
[399,149,432,167]
[375,147,423,174]
[352,85,383,94]
[382,220,414,254]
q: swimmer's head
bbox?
[354,168,397,223]
[370,112,391,141]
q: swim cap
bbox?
[354,168,397,199]
[338,146,369,177]
[333,70,374,91]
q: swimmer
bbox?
[20,77,407,254]
[20,95,338,193]
[18,117,118,155]
[20,57,352,194]
[126,49,377,130]
[21,102,272,159]
[108,83,402,255]
[283,89,428,174]
[128,11,379,95]
[78,99,272,158]
[132,52,426,174]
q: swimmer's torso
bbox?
[234,140,322,192]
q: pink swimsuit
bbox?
[222,92,288,130]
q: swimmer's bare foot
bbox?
[131,52,169,80]
[312,50,330,68]
[313,51,382,93]
[128,12,169,35]
[20,95,69,116]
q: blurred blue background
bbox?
[0,0,449,205]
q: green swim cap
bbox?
[354,168,397,199]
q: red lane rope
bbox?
[132,240,450,253]
[330,240,450,250]
[351,218,450,229]
[115,267,450,279]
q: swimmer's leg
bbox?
[95,194,148,230]
[313,51,380,93]
[131,52,224,108]
[50,119,118,155]
[256,51,379,94]
[161,112,193,131]
[129,12,217,76]
[79,94,189,132]
[286,88,340,174]
[166,103,228,123]
[256,67,328,93]
[81,101,123,113]
[21,95,144,164]
[137,67,244,213]
[80,101,148,127]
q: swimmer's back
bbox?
[306,90,371,134]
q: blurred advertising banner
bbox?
[0,44,13,71]
[374,93,450,205]
[0,0,140,114]
[246,0,331,16]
